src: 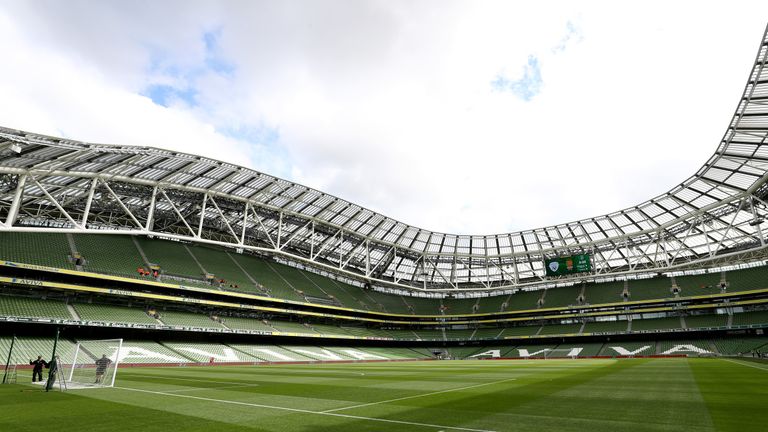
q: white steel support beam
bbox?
[30,176,81,229]
[240,202,249,245]
[145,186,157,231]
[198,193,208,238]
[208,195,240,243]
[279,219,312,251]
[159,189,198,238]
[99,179,144,230]
[4,173,26,227]
[248,205,276,249]
[80,178,98,228]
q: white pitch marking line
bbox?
[719,357,768,372]
[322,377,517,413]
[115,386,496,432]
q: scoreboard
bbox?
[545,254,591,276]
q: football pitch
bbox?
[2,358,767,431]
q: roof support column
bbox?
[4,173,27,227]
[145,186,157,231]
[80,178,98,228]
[198,193,207,238]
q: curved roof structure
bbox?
[1,26,768,292]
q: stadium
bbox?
[2,11,768,432]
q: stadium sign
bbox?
[545,254,591,276]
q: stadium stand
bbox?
[0,336,75,364]
[628,277,674,301]
[551,343,605,357]
[724,265,768,292]
[361,290,411,314]
[186,246,253,291]
[445,329,475,340]
[0,232,74,269]
[731,310,768,326]
[599,341,656,357]
[135,238,203,279]
[684,313,729,329]
[112,340,196,363]
[73,302,158,325]
[674,272,723,297]
[631,317,683,331]
[441,297,479,314]
[583,320,628,334]
[584,280,625,304]
[542,286,582,308]
[711,337,768,355]
[656,340,714,355]
[473,327,504,340]
[72,234,144,278]
[155,310,226,329]
[299,271,372,310]
[446,347,485,359]
[402,296,440,315]
[538,323,582,336]
[163,342,261,362]
[412,329,445,341]
[228,254,305,302]
[269,321,319,334]
[505,289,544,311]
[268,261,338,304]
[230,345,316,362]
[504,345,557,358]
[219,316,277,332]
[0,295,72,320]
[498,325,541,337]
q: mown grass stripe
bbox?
[114,385,497,432]
[322,377,518,413]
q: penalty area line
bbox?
[322,377,518,413]
[114,386,496,432]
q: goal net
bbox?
[58,339,123,389]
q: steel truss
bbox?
[1,27,768,293]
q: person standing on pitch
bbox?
[94,354,112,384]
[29,355,48,383]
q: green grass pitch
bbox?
[1,358,766,431]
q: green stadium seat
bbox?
[0,295,71,319]
[73,302,157,325]
[0,232,74,269]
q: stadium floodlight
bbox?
[59,339,123,390]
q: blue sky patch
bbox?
[144,84,198,107]
[491,55,543,101]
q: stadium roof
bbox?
[1,26,768,292]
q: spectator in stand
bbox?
[29,355,48,382]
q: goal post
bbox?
[1,335,37,385]
[61,339,123,389]
[2,335,19,384]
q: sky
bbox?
[1,1,767,235]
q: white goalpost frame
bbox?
[67,342,81,383]
[61,338,123,390]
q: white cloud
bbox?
[1,1,767,235]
